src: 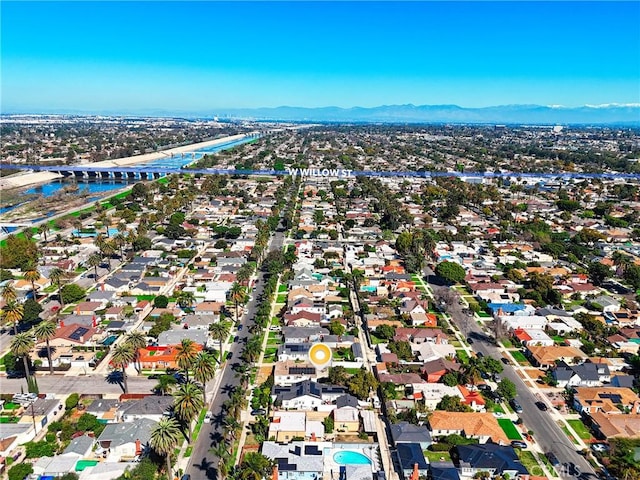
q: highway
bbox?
[186,226,286,480]
[423,268,598,480]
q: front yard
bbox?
[567,419,592,441]
[497,418,522,440]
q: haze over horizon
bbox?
[2,1,639,114]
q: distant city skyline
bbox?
[2,1,639,114]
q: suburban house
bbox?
[572,387,640,415]
[590,412,640,439]
[390,421,433,449]
[526,345,587,369]
[428,412,509,445]
[454,444,529,479]
[273,380,347,410]
[96,418,156,462]
[552,361,610,388]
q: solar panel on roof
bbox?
[69,327,89,340]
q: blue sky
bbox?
[2,1,639,113]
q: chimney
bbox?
[272,464,278,480]
[411,463,419,480]
[60,319,65,328]
[101,283,105,291]
[135,438,142,455]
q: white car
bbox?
[205,411,213,423]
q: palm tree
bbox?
[24,268,40,301]
[111,343,135,394]
[209,321,230,364]
[150,417,182,478]
[175,338,198,381]
[37,223,50,243]
[154,374,177,395]
[2,300,24,334]
[87,253,102,281]
[173,381,204,442]
[124,331,147,373]
[239,452,275,480]
[33,320,57,375]
[463,358,483,386]
[229,283,246,324]
[113,233,126,259]
[1,284,17,304]
[72,218,83,237]
[211,442,232,480]
[11,332,34,390]
[192,352,216,403]
[176,290,196,311]
[48,267,65,310]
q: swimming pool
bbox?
[333,451,371,465]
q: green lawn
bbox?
[456,350,470,364]
[501,339,514,348]
[516,450,543,476]
[276,293,287,304]
[561,425,580,445]
[192,408,208,441]
[493,404,505,414]
[497,418,522,440]
[278,284,288,293]
[263,348,278,362]
[510,351,528,364]
[184,446,193,458]
[567,419,592,440]
[552,335,566,344]
[423,450,451,463]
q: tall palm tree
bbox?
[175,338,198,381]
[173,381,204,442]
[72,218,83,237]
[463,358,483,386]
[239,452,275,480]
[2,300,24,334]
[229,283,246,324]
[111,343,135,394]
[87,253,102,281]
[1,284,18,304]
[176,290,196,310]
[113,233,126,259]
[48,267,65,310]
[150,417,182,478]
[37,223,50,243]
[33,320,57,375]
[154,374,177,396]
[124,331,147,373]
[192,352,216,403]
[211,442,232,480]
[209,321,230,364]
[23,268,40,301]
[11,332,34,390]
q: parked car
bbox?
[510,399,523,413]
[251,408,266,416]
[591,443,609,453]
[234,335,240,342]
[511,440,527,449]
[238,325,243,331]
[467,337,474,344]
[478,384,492,391]
[535,401,548,411]
[500,357,510,365]
[226,351,233,360]
[545,451,560,467]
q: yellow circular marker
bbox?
[308,343,332,369]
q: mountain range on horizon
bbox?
[4,103,640,125]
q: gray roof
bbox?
[64,434,95,455]
[157,329,208,346]
[118,396,173,417]
[611,375,634,388]
[274,380,347,402]
[391,421,433,445]
[282,326,328,340]
[98,418,156,447]
[336,394,360,409]
[87,291,116,302]
[87,398,119,413]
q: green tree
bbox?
[496,378,517,401]
[87,252,102,281]
[588,262,611,286]
[192,351,217,403]
[1,300,24,334]
[150,417,182,478]
[153,295,169,308]
[436,395,472,412]
[154,374,177,396]
[33,320,57,375]
[375,324,396,340]
[0,234,39,270]
[60,283,85,304]
[328,320,346,336]
[328,366,349,386]
[48,267,66,309]
[22,298,43,323]
[347,367,378,400]
[8,462,33,480]
[124,331,147,373]
[11,332,35,392]
[209,321,231,364]
[175,338,198,381]
[388,340,414,361]
[435,261,466,284]
[24,268,41,300]
[111,344,134,394]
[173,381,204,442]
[238,452,275,480]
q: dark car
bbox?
[6,370,24,379]
[510,399,523,414]
[234,335,240,342]
[535,401,548,411]
[251,408,267,416]
[238,325,243,331]
[477,384,492,391]
[147,374,160,380]
[467,337,474,344]
[476,351,484,358]
[226,351,233,360]
[511,440,527,449]
[500,357,510,365]
[545,451,561,467]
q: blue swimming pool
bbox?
[333,451,371,465]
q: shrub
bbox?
[65,393,80,410]
[8,463,33,480]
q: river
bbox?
[0,136,255,221]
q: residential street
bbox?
[186,227,286,480]
[423,268,598,480]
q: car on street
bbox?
[545,452,561,467]
[251,409,267,416]
[511,441,527,449]
[226,351,233,360]
[476,351,484,358]
[510,399,523,413]
[591,443,609,453]
[466,337,474,344]
[500,357,510,365]
[6,371,25,379]
[477,384,492,391]
[535,401,548,411]
[234,335,239,342]
[238,325,243,331]
[205,411,213,423]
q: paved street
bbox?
[186,227,286,480]
[1,372,156,395]
[423,268,597,480]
